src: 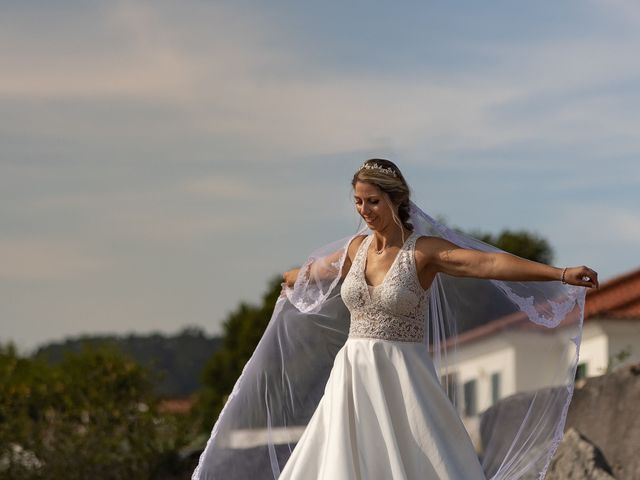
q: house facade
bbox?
[444,267,640,429]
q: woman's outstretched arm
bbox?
[417,236,599,289]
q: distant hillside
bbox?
[35,326,222,398]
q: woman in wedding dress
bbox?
[276,159,597,479]
[192,159,597,480]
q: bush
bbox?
[0,342,184,479]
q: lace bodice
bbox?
[340,231,430,343]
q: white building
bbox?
[443,267,640,431]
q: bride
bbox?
[193,159,597,480]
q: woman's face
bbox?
[353,181,398,231]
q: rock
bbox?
[478,385,568,477]
[480,363,640,480]
[545,428,615,480]
[563,363,640,479]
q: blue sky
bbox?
[2,1,639,352]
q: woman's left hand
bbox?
[563,266,599,289]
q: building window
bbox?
[463,379,477,417]
[575,362,588,380]
[440,372,458,405]
[491,372,501,405]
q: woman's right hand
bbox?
[282,268,300,288]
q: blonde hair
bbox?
[351,159,413,237]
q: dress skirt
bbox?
[278,337,486,480]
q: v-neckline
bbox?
[362,232,414,291]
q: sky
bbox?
[2,1,639,353]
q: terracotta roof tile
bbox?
[584,267,640,320]
[158,397,195,414]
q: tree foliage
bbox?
[35,327,223,398]
[435,214,555,264]
[468,228,554,264]
[0,343,187,479]
[194,277,282,434]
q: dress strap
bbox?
[405,231,419,253]
[397,231,423,289]
[353,234,373,272]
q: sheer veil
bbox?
[192,200,585,480]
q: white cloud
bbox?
[589,0,640,23]
[2,0,639,349]
[1,2,639,162]
[101,208,258,243]
[601,209,640,243]
[181,175,262,199]
[543,204,640,280]
[0,238,111,281]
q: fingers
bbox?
[564,266,598,288]
[586,266,599,288]
[579,265,599,289]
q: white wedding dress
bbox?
[278,231,486,479]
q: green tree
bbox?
[194,277,282,434]
[468,229,554,264]
[435,215,554,263]
[436,215,553,264]
[35,327,223,398]
[0,342,185,479]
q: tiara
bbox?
[358,162,398,177]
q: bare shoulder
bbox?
[415,235,458,255]
[347,234,367,261]
[339,234,367,278]
[414,235,461,268]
